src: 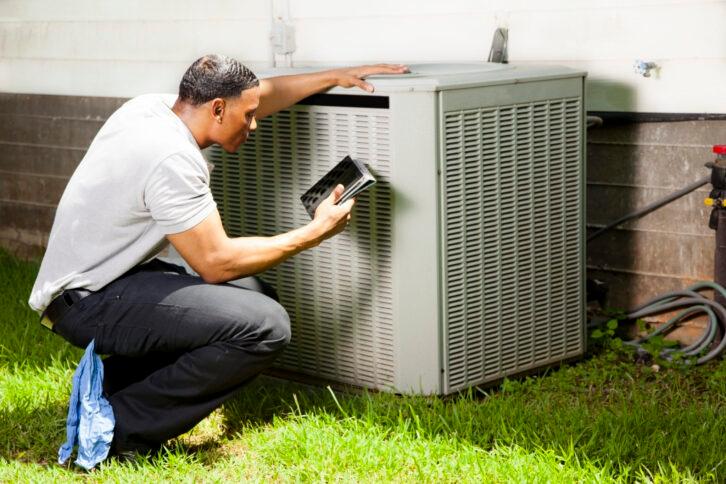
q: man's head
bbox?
[176,54,260,152]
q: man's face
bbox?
[214,87,260,153]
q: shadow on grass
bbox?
[0,401,67,464]
[0,324,82,372]
[217,363,724,480]
[1,251,723,479]
[0,251,82,371]
[1,352,723,481]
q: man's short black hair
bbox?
[178,54,259,105]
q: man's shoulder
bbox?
[98,93,198,159]
[107,93,179,133]
[71,112,201,197]
[122,93,177,111]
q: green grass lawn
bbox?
[1,249,724,482]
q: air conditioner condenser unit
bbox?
[207,63,587,395]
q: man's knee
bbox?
[263,302,291,352]
[228,299,291,354]
[225,276,279,302]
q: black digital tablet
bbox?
[300,156,376,219]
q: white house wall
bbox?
[1,0,724,111]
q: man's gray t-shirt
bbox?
[29,94,216,313]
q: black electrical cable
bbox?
[586,175,710,243]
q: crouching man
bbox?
[29,54,407,457]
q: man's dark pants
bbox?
[52,259,291,453]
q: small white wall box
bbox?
[207,63,587,394]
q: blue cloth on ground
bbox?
[58,339,115,470]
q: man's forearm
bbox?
[206,223,324,283]
[168,194,351,285]
[256,71,338,119]
[255,64,408,120]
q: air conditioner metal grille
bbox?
[442,98,584,391]
[208,106,396,388]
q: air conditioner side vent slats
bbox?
[209,106,395,388]
[443,97,584,392]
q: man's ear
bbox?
[211,98,225,123]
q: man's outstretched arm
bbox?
[167,185,353,284]
[255,64,409,120]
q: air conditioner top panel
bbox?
[254,62,586,93]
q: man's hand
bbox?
[327,64,410,93]
[310,184,355,243]
[257,64,410,119]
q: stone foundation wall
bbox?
[0,93,125,258]
[587,119,726,310]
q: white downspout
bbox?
[270,0,295,68]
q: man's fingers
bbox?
[340,197,355,211]
[356,80,374,93]
[338,64,410,93]
[331,184,344,202]
[382,63,410,72]
[367,64,410,74]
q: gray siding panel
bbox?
[587,185,710,235]
[0,93,122,256]
[588,120,726,146]
[0,115,104,148]
[0,200,56,258]
[0,93,125,119]
[0,142,85,177]
[587,143,712,188]
[586,119,726,311]
[587,229,714,280]
[0,172,69,206]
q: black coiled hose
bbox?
[622,281,726,364]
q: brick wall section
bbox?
[0,93,126,258]
[587,120,726,310]
[1,93,724,313]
